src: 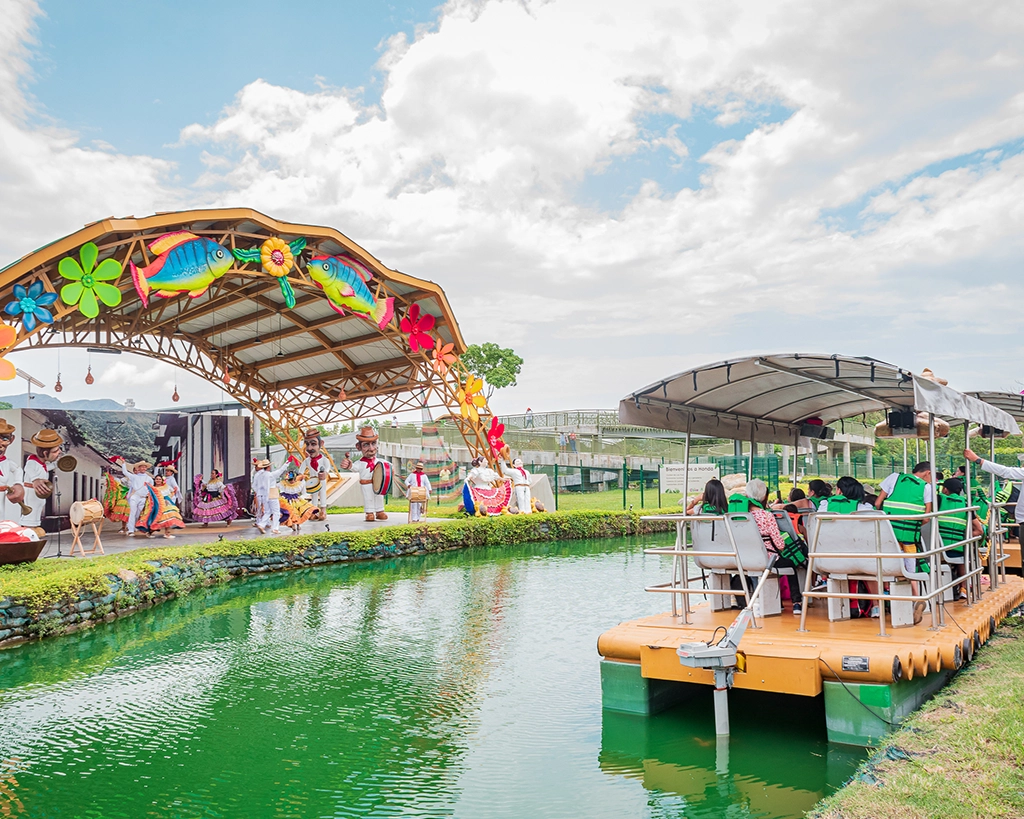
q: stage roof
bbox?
[0,208,466,430]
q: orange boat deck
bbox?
[598,576,1024,697]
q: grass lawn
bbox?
[810,615,1024,819]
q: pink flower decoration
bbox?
[400,303,435,353]
[488,416,506,454]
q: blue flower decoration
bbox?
[5,280,58,332]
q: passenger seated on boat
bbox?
[875,461,933,601]
[821,476,879,618]
[937,478,983,601]
[745,479,804,614]
[807,480,832,510]
[771,487,815,513]
[685,478,728,515]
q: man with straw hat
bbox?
[298,428,329,521]
[252,457,291,534]
[22,428,64,530]
[113,455,154,537]
[0,418,25,523]
[339,425,388,522]
[404,461,431,522]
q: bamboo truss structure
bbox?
[0,209,499,464]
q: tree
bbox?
[462,343,524,399]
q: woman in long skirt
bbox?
[279,467,314,533]
[191,469,237,526]
[103,472,131,534]
[137,476,186,539]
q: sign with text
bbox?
[659,463,719,494]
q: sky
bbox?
[0,0,1022,415]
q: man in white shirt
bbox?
[115,457,154,536]
[405,461,431,522]
[298,429,329,521]
[252,458,291,534]
[163,465,182,505]
[0,418,25,523]
[339,426,388,522]
[504,457,532,514]
[964,447,1024,525]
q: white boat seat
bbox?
[691,515,781,616]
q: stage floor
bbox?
[42,513,456,559]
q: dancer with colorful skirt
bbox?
[279,463,315,533]
[137,475,186,539]
[103,470,131,533]
[191,469,237,526]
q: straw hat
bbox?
[255,458,271,469]
[0,418,14,437]
[415,461,425,469]
[303,427,322,441]
[31,429,63,449]
[163,465,177,474]
[356,425,379,443]
[132,460,152,471]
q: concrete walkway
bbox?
[41,512,454,559]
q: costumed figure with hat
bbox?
[102,466,131,533]
[462,456,512,517]
[136,474,186,539]
[113,455,154,537]
[339,426,390,523]
[298,429,329,521]
[279,459,315,533]
[252,457,290,534]
[22,428,64,531]
[405,461,431,523]
[503,457,533,514]
[0,418,26,524]
[158,457,183,505]
[191,468,237,527]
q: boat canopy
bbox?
[618,353,1021,446]
[966,391,1024,423]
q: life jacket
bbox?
[701,502,725,514]
[882,474,927,544]
[936,493,968,553]
[823,496,860,515]
[995,481,1017,522]
[727,493,750,513]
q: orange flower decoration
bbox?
[0,323,16,381]
[456,375,487,423]
[432,337,456,375]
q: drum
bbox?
[408,486,428,504]
[70,499,105,526]
[371,461,393,496]
[305,477,322,494]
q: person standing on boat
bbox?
[0,419,25,523]
[963,448,1024,528]
[113,456,154,537]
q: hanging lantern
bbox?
[54,374,63,393]
[222,369,231,385]
[338,387,347,401]
[85,366,94,385]
[172,387,180,403]
[271,398,279,410]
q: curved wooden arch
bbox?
[0,208,497,462]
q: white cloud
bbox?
[4,0,1024,414]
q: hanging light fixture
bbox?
[85,366,94,385]
[172,374,180,403]
[54,349,62,392]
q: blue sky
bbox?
[27,0,442,180]
[2,0,1023,413]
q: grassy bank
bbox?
[0,510,672,618]
[811,615,1024,819]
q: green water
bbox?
[0,536,865,818]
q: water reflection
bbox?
[600,690,864,819]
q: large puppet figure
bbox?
[22,429,63,532]
[0,418,25,523]
[299,428,329,521]
[339,426,389,522]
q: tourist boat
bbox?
[600,354,1024,746]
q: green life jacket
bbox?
[936,493,968,553]
[727,494,764,513]
[970,487,989,526]
[995,480,1014,505]
[701,502,724,515]
[882,473,927,544]
[823,496,860,515]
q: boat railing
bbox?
[987,500,1015,587]
[643,506,992,637]
[798,508,985,637]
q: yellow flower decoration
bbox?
[456,375,487,422]
[260,237,294,277]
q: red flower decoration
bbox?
[487,416,506,454]
[399,303,435,353]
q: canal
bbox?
[0,534,864,817]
